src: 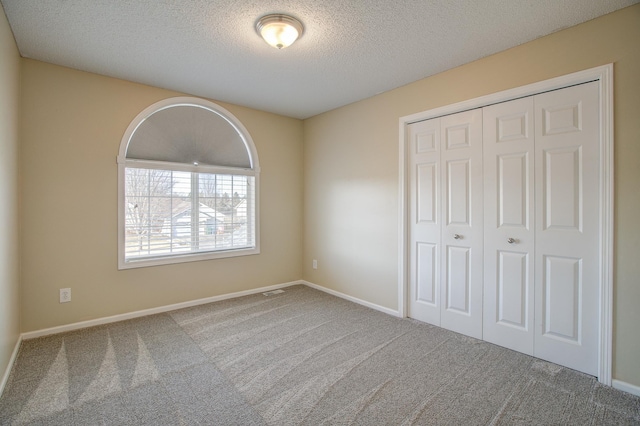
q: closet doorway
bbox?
[398,65,613,384]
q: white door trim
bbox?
[398,64,614,385]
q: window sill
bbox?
[118,246,260,270]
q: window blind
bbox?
[124,167,255,260]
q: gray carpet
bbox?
[1,285,639,425]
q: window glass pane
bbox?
[169,172,192,252]
[124,167,255,261]
[124,168,151,257]
[172,171,191,196]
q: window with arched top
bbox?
[117,97,260,269]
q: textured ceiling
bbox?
[1,0,638,119]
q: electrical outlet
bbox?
[59,288,71,303]
[313,259,318,269]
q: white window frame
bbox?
[117,97,260,269]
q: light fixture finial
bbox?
[256,14,304,49]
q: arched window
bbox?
[117,97,260,269]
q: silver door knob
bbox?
[454,234,462,240]
[507,238,516,244]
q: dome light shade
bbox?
[256,14,304,49]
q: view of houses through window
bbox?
[124,168,254,259]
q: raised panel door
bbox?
[483,97,535,355]
[534,82,600,375]
[408,118,441,325]
[440,109,483,339]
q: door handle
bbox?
[454,234,462,240]
[507,238,516,244]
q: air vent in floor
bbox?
[262,289,285,296]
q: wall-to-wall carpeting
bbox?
[1,285,638,425]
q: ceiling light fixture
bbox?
[256,14,304,49]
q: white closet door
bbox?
[440,109,483,339]
[534,81,600,375]
[483,97,535,354]
[408,118,441,325]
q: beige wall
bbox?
[20,60,304,332]
[303,5,640,387]
[0,5,20,382]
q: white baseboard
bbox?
[612,379,640,397]
[21,280,304,340]
[301,280,401,318]
[8,278,637,402]
[0,334,22,398]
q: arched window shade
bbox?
[125,105,253,169]
[117,97,260,269]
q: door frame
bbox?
[398,64,614,384]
